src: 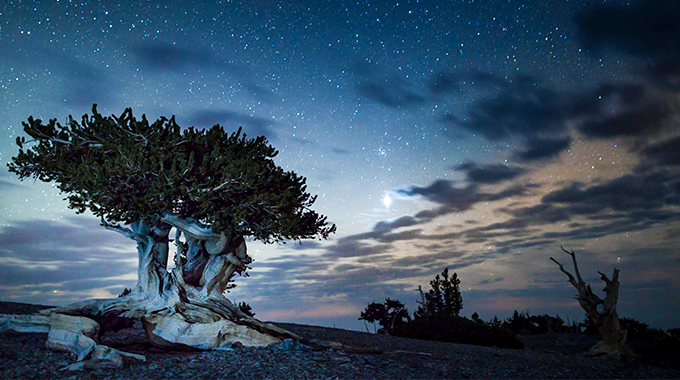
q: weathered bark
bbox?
[33,215,301,369]
[550,246,635,361]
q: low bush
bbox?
[393,315,524,349]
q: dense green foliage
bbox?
[8,105,335,243]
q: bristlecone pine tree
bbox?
[8,105,336,367]
[551,246,635,361]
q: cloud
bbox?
[331,148,350,155]
[542,171,676,213]
[455,162,527,184]
[53,55,113,108]
[0,217,137,290]
[577,102,673,139]
[641,135,680,167]
[130,42,277,104]
[400,180,538,214]
[514,137,571,162]
[576,0,680,62]
[131,42,219,72]
[427,72,458,96]
[0,179,22,191]
[189,109,278,142]
[358,79,425,108]
[441,77,567,141]
[352,61,425,108]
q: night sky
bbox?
[2,0,680,331]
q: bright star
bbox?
[382,193,392,208]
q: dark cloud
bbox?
[331,148,350,155]
[543,171,675,213]
[400,181,480,212]
[130,42,278,104]
[455,162,526,184]
[352,61,425,108]
[477,277,504,286]
[578,102,672,139]
[576,0,680,62]
[514,137,571,162]
[439,66,676,162]
[390,250,464,268]
[280,240,323,251]
[400,180,537,214]
[189,109,278,142]
[243,84,278,103]
[55,55,112,108]
[441,78,566,141]
[358,79,425,108]
[131,42,218,72]
[427,72,458,96]
[642,135,680,167]
[373,216,419,233]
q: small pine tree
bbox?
[415,267,463,319]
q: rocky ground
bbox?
[1,301,679,379]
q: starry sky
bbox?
[1,0,680,331]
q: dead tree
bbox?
[550,246,635,361]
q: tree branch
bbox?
[161,213,220,240]
[550,256,579,288]
[100,216,135,240]
[561,246,584,284]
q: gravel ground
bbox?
[1,302,679,379]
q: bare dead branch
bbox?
[550,256,579,288]
[561,246,584,284]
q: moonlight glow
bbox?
[382,193,392,208]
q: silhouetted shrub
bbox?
[667,328,680,341]
[619,317,667,340]
[118,288,132,297]
[579,314,599,335]
[501,311,575,334]
[359,298,409,334]
[393,315,524,349]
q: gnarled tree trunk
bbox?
[37,214,301,369]
[550,247,635,361]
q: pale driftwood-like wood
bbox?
[0,313,50,333]
[13,214,303,369]
[551,246,635,361]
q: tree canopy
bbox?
[9,105,336,243]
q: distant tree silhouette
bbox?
[359,298,409,335]
[415,268,463,319]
